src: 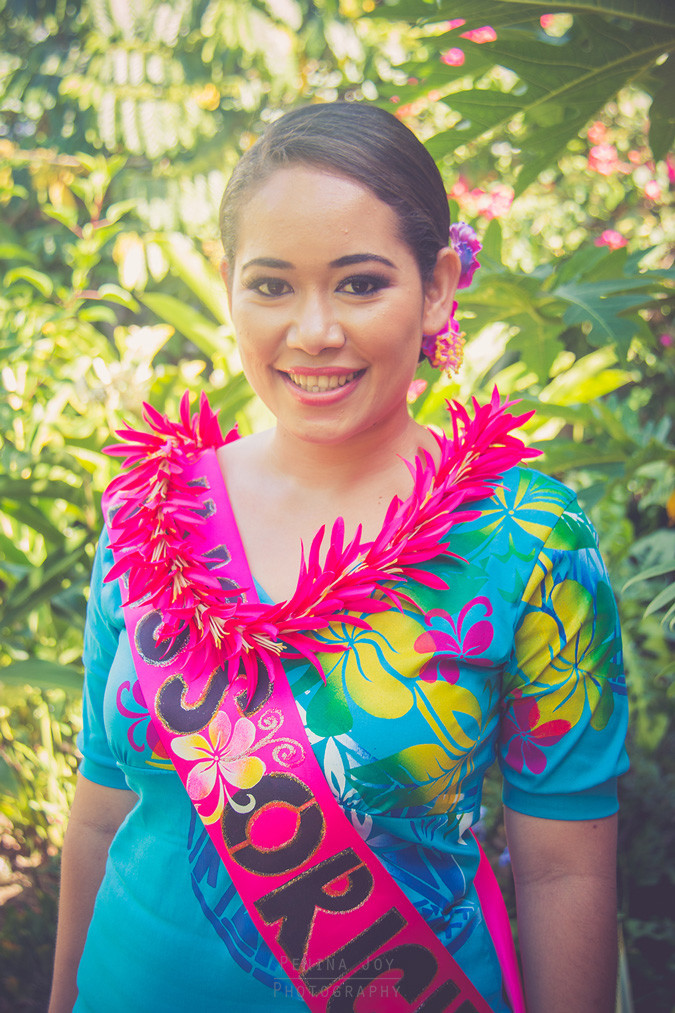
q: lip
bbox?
[278,367,365,404]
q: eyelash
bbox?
[337,274,391,295]
[245,273,391,298]
[246,278,291,298]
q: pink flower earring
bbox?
[421,222,481,376]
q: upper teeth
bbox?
[288,372,356,392]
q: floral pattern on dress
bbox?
[510,575,620,729]
[88,466,627,1013]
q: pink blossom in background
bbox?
[540,14,557,30]
[395,97,425,119]
[628,149,644,165]
[450,180,514,220]
[429,89,441,102]
[389,95,400,104]
[588,143,622,176]
[445,18,466,30]
[407,77,419,85]
[489,184,514,218]
[461,26,497,44]
[587,121,607,145]
[449,177,470,202]
[441,48,465,67]
[660,333,673,348]
[407,379,428,403]
[595,230,627,250]
[644,180,662,200]
[475,183,514,220]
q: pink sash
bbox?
[104,445,523,1013]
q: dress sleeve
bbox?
[499,496,629,820]
[77,528,130,790]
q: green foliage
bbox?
[0,0,376,236]
[369,0,675,188]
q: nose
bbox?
[286,292,345,354]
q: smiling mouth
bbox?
[286,371,360,392]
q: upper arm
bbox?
[504,807,618,885]
[68,773,137,838]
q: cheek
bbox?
[235,313,275,359]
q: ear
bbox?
[421,247,460,336]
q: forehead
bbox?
[235,165,407,261]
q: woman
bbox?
[50,103,628,1013]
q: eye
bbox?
[246,277,292,297]
[338,274,391,296]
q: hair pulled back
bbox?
[219,103,450,281]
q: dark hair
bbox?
[219,103,450,281]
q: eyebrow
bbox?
[240,253,396,272]
[331,254,396,269]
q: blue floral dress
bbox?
[75,464,628,1012]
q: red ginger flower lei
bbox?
[104,389,538,694]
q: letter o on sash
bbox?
[223,773,325,876]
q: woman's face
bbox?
[224,165,455,448]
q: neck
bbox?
[266,411,435,491]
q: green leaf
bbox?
[540,349,634,405]
[155,234,231,325]
[141,292,230,359]
[0,755,19,796]
[389,0,675,31]
[96,283,140,311]
[42,204,80,230]
[397,10,675,192]
[644,583,675,620]
[0,243,38,263]
[3,266,54,297]
[105,199,137,224]
[0,501,63,543]
[0,659,83,692]
[554,275,666,353]
[0,475,85,507]
[1,538,90,628]
[206,373,255,423]
[0,532,31,569]
[79,305,118,324]
[481,219,503,264]
[505,317,565,381]
[536,440,629,470]
[647,54,675,160]
[623,563,675,590]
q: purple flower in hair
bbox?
[449,222,481,289]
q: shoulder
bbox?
[216,428,276,500]
[86,527,125,636]
[454,466,578,548]
[216,428,271,468]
